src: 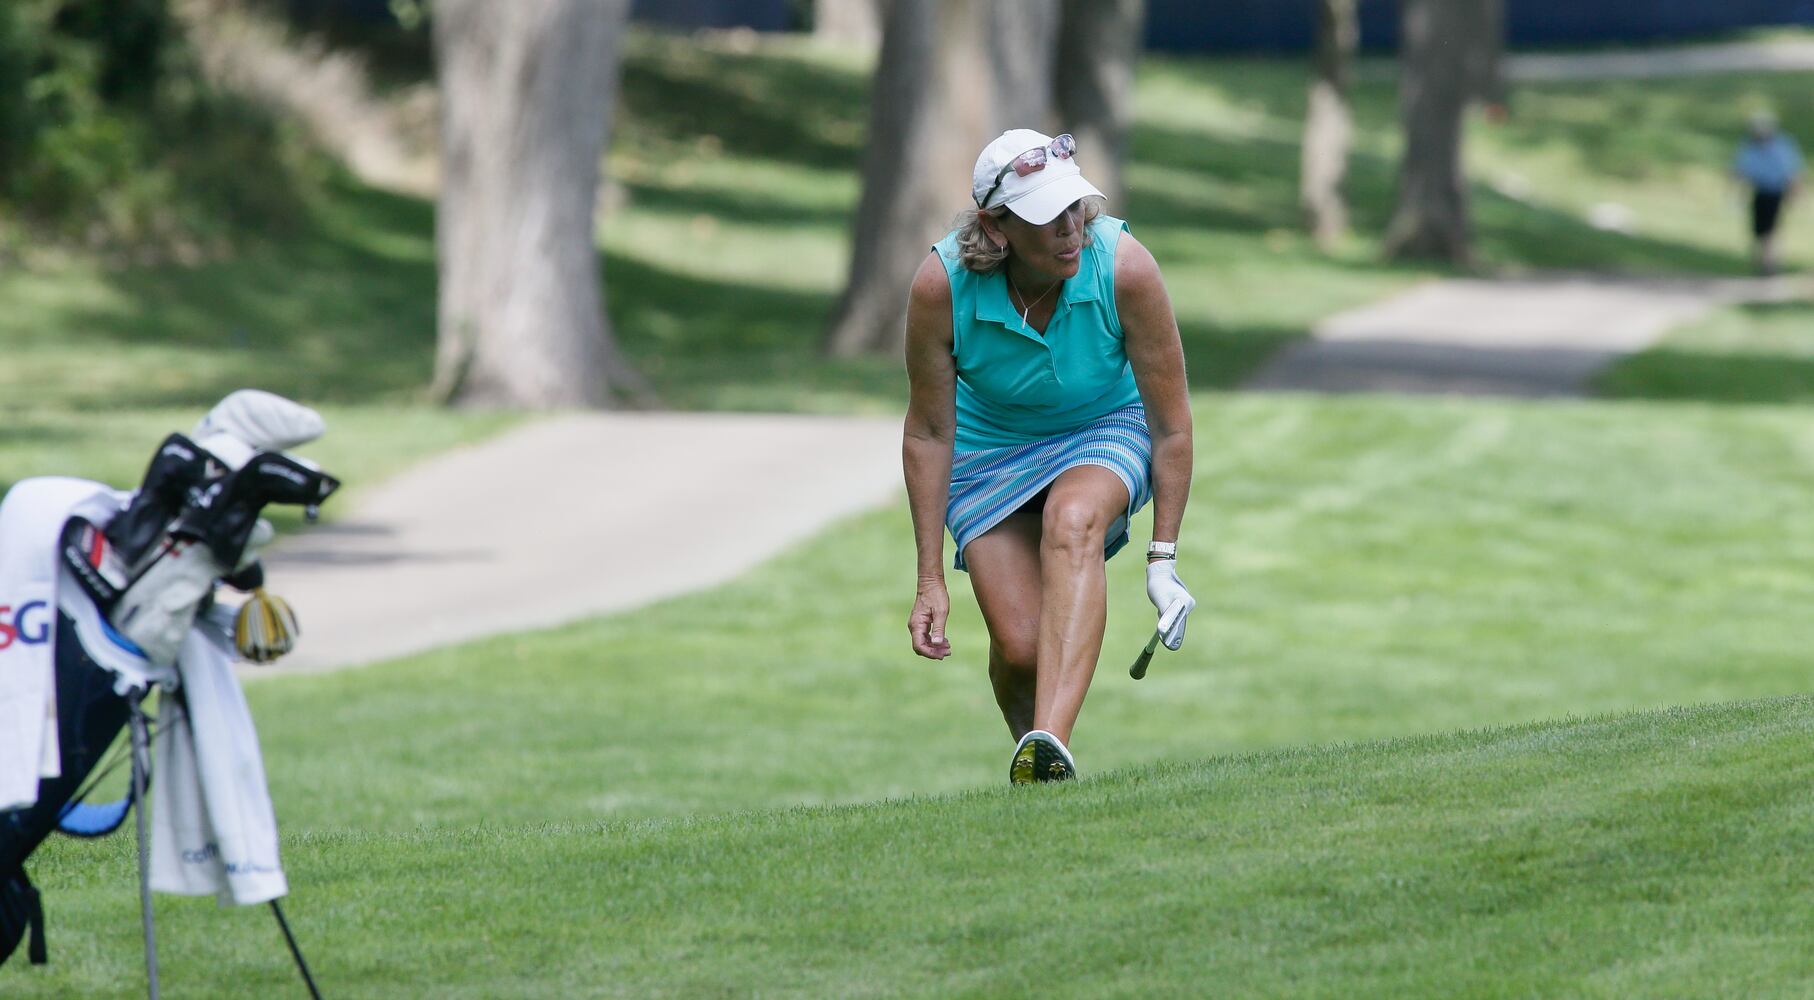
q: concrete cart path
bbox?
[257,412,902,674]
[1504,38,1814,83]
[1245,274,1797,397]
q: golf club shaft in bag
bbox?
[130,692,158,1000]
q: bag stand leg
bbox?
[128,690,159,1000]
[270,900,324,999]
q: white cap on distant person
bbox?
[972,128,1104,224]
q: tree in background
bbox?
[1383,0,1496,264]
[1469,0,1505,113]
[1053,0,1143,208]
[821,0,1059,358]
[0,0,312,250]
[814,0,881,48]
[431,0,651,407]
[1299,0,1356,250]
[825,0,1144,357]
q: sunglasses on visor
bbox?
[977,133,1077,209]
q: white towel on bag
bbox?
[0,477,122,810]
[149,612,288,905]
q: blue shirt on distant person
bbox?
[1735,133,1803,194]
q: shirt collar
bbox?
[972,242,1103,331]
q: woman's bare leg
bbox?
[963,506,1043,739]
[1032,466,1129,745]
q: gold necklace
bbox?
[1007,271,1059,330]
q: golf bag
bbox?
[0,390,339,977]
[0,613,136,966]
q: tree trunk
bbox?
[1053,0,1143,209]
[814,0,882,48]
[1467,0,1505,110]
[822,0,1060,358]
[431,0,650,408]
[1300,0,1356,250]
[1383,0,1473,265]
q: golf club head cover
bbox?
[1145,559,1196,652]
[109,538,228,665]
[192,389,325,455]
[103,433,217,570]
[174,451,340,569]
[234,587,299,664]
[100,390,338,666]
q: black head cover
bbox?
[102,433,223,570]
[173,451,341,568]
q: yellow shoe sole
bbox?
[1010,741,1038,785]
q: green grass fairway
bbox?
[174,395,1813,835]
[1599,297,1814,404]
[12,698,1812,998]
[9,394,1814,995]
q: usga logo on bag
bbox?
[0,600,51,650]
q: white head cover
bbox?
[972,128,1105,225]
[191,390,325,470]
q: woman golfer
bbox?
[904,129,1195,784]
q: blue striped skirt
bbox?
[947,405,1153,572]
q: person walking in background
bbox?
[902,129,1196,785]
[1734,111,1803,276]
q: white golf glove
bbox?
[1145,559,1196,651]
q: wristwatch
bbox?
[1146,540,1177,560]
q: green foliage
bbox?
[0,0,312,254]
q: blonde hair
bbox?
[949,196,1106,274]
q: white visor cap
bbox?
[972,128,1105,225]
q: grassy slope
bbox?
[1599,298,1814,404]
[15,698,1813,998]
[10,393,1814,994]
[238,396,1814,828]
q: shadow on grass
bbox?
[620,180,853,228]
[1597,300,1814,404]
[604,253,903,412]
[617,38,867,172]
[1599,349,1814,404]
[1130,119,1751,276]
[1179,321,1306,390]
[10,45,1786,419]
[5,175,439,410]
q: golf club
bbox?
[1129,628,1162,680]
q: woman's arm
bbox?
[903,251,958,659]
[1115,233,1193,552]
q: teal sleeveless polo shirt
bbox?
[933,214,1142,451]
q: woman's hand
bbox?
[909,579,953,659]
[1145,560,1196,651]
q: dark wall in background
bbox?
[279,0,795,32]
[272,0,1814,52]
[1145,0,1814,53]
[630,0,791,32]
